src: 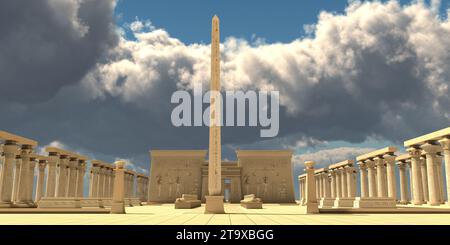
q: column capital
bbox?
[47,153,59,165]
[38,160,47,170]
[345,166,356,173]
[357,161,367,169]
[3,142,19,158]
[68,157,78,169]
[20,145,33,160]
[421,143,441,154]
[396,161,407,169]
[407,147,422,158]
[438,138,450,150]
[304,161,315,169]
[29,156,37,167]
[79,162,86,171]
[373,156,385,166]
[364,159,375,168]
[383,154,396,163]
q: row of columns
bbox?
[45,150,87,199]
[397,141,449,206]
[89,161,115,198]
[136,174,149,201]
[124,170,136,198]
[357,153,397,199]
[328,166,357,199]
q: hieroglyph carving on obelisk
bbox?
[208,15,221,196]
[205,15,225,214]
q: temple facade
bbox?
[147,150,296,203]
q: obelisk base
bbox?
[204,196,225,214]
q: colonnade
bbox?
[1,130,149,209]
[124,170,136,198]
[0,131,38,207]
[299,127,450,208]
[136,174,149,201]
[45,147,88,199]
[89,160,115,198]
[400,128,450,206]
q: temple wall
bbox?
[148,150,206,203]
[237,150,296,203]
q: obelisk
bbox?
[205,15,225,214]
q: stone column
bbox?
[407,162,414,201]
[136,176,143,201]
[15,145,32,206]
[358,162,368,198]
[89,164,99,197]
[0,141,19,207]
[340,167,348,198]
[397,162,409,204]
[299,177,304,204]
[366,160,377,198]
[346,166,356,198]
[111,161,125,214]
[335,168,342,198]
[35,159,46,201]
[439,138,450,205]
[314,175,319,199]
[330,170,336,198]
[436,154,445,204]
[421,143,441,206]
[67,157,78,197]
[76,160,86,197]
[0,147,3,198]
[45,152,59,197]
[26,156,37,204]
[407,147,424,205]
[56,154,69,197]
[110,171,115,197]
[103,167,110,198]
[108,167,113,197]
[123,172,128,198]
[374,157,387,198]
[130,173,136,198]
[12,155,21,202]
[420,157,429,202]
[303,161,318,214]
[98,165,105,198]
[125,172,130,198]
[323,173,331,198]
[384,154,397,200]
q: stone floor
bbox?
[1,203,450,225]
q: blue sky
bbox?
[115,0,449,43]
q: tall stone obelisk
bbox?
[205,15,225,214]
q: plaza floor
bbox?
[0,203,450,225]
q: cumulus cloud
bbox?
[82,1,450,147]
[119,158,149,175]
[293,146,376,169]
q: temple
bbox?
[147,150,296,203]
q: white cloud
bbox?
[117,158,149,175]
[80,1,450,144]
[36,140,67,156]
[293,146,376,169]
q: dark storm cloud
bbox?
[0,0,118,103]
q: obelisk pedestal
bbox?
[204,15,224,214]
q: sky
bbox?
[1,0,450,196]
